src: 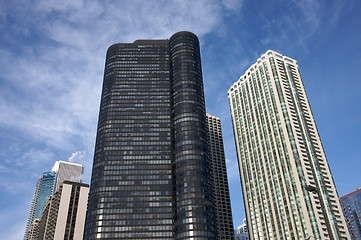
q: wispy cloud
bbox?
[68,150,85,162]
[221,0,244,11]
[0,147,55,181]
[226,158,240,183]
[0,1,241,237]
[0,164,9,172]
[0,207,27,240]
[0,0,240,175]
[259,0,322,52]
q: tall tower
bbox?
[84,32,216,239]
[206,114,234,239]
[228,50,350,240]
[24,171,56,240]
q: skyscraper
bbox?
[52,161,83,190]
[24,161,83,239]
[340,188,361,240]
[35,181,89,240]
[85,32,218,239]
[206,114,234,239]
[24,171,56,240]
[228,50,350,239]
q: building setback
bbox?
[228,50,350,239]
[340,188,361,240]
[33,181,89,240]
[205,114,234,239]
[84,31,224,239]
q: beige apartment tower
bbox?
[34,181,89,240]
[228,50,350,240]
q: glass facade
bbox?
[341,188,361,240]
[228,50,350,240]
[84,32,218,239]
[24,171,56,240]
[170,32,215,240]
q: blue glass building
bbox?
[341,188,361,240]
[24,171,56,240]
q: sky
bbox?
[0,0,360,238]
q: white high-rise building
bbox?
[52,161,83,190]
[228,50,350,239]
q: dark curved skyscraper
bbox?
[84,32,233,239]
[169,32,215,239]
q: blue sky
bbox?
[0,0,360,238]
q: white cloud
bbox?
[291,0,321,23]
[4,148,57,180]
[0,0,239,173]
[36,0,84,13]
[0,164,9,172]
[0,209,27,240]
[0,1,243,237]
[68,150,85,162]
[226,158,240,183]
[259,0,322,51]
[222,0,244,11]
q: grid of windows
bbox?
[341,188,361,240]
[85,32,217,240]
[24,171,56,240]
[228,50,350,240]
[206,114,234,239]
[85,40,173,239]
[33,182,89,240]
[170,32,216,240]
